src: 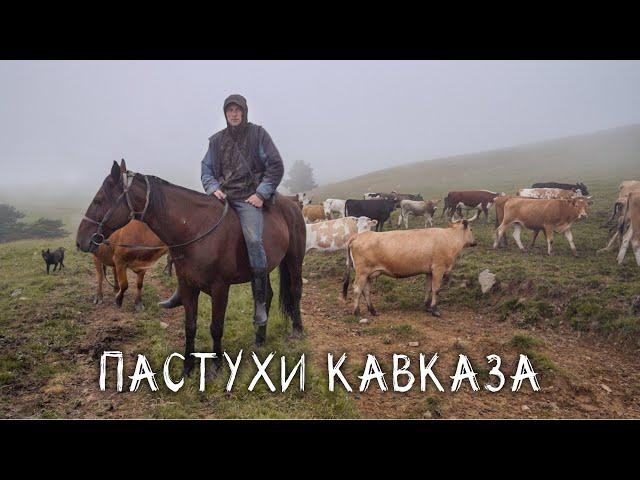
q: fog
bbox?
[1,60,640,201]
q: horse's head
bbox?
[76,159,139,253]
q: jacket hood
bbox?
[223,94,249,127]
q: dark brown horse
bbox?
[76,160,306,377]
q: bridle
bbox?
[83,170,228,250]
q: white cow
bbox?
[517,188,584,200]
[323,198,346,219]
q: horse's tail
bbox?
[342,237,355,300]
[278,258,301,326]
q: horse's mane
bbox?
[143,174,218,216]
[146,175,210,199]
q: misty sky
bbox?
[1,60,640,197]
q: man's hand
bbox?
[246,194,264,208]
[213,189,227,201]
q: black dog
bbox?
[42,247,65,274]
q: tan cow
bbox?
[493,197,590,256]
[600,180,640,252]
[616,191,640,266]
[302,204,328,223]
[342,212,478,318]
[306,216,378,254]
[92,220,168,311]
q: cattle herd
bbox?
[299,180,640,318]
[76,179,640,320]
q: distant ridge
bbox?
[311,123,640,199]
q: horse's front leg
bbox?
[181,285,201,377]
[209,282,230,377]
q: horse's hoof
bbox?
[288,328,305,340]
[369,309,378,316]
[93,296,103,305]
[426,306,441,317]
[115,299,123,308]
[134,302,145,312]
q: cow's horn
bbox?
[467,211,479,222]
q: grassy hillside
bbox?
[311,124,640,200]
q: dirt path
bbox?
[300,272,640,418]
[9,265,187,419]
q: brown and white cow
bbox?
[343,212,478,318]
[302,204,328,223]
[442,190,503,222]
[517,188,584,200]
[493,197,590,256]
[397,199,439,229]
[616,191,640,266]
[306,216,378,254]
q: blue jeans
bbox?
[229,200,267,270]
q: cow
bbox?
[616,191,640,266]
[441,190,503,222]
[397,199,439,229]
[390,191,424,207]
[306,216,378,254]
[342,211,478,318]
[599,180,640,252]
[518,188,584,200]
[364,192,382,199]
[323,198,346,219]
[493,197,590,256]
[282,192,309,209]
[344,198,396,232]
[302,204,328,223]
[531,181,589,196]
[92,220,169,311]
[41,247,65,274]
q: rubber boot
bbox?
[158,288,182,309]
[251,268,268,327]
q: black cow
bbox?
[531,182,589,196]
[345,199,396,232]
[42,247,65,274]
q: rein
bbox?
[85,170,229,250]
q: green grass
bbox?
[0,236,359,418]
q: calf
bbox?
[323,198,346,219]
[531,181,589,196]
[343,212,478,317]
[364,192,381,199]
[92,220,168,311]
[344,198,396,232]
[306,216,378,254]
[616,191,640,266]
[42,247,65,274]
[518,188,584,200]
[442,190,503,222]
[302,204,328,223]
[493,197,590,256]
[397,199,439,229]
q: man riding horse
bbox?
[159,94,285,329]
